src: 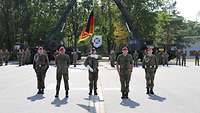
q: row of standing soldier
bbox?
[175,50,187,66]
[110,49,200,67]
[17,48,31,66]
[115,47,158,99]
[33,46,100,98]
[22,46,200,99]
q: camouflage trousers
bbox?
[89,71,98,90]
[18,57,22,66]
[133,60,138,67]
[162,58,168,66]
[56,72,69,91]
[5,58,8,65]
[182,59,186,66]
[119,73,131,93]
[195,59,199,66]
[145,68,156,89]
[36,71,47,89]
[176,58,181,65]
[0,58,3,66]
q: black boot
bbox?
[124,92,129,99]
[66,91,69,98]
[41,89,44,94]
[55,90,59,98]
[94,90,98,95]
[146,88,150,94]
[121,92,126,99]
[150,88,154,95]
[37,89,42,94]
[89,89,92,95]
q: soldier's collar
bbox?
[90,54,98,59]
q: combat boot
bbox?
[55,91,59,98]
[150,88,154,95]
[41,89,44,94]
[37,89,42,94]
[121,92,126,99]
[146,88,150,94]
[89,89,92,95]
[124,92,129,99]
[94,90,98,95]
[66,91,69,98]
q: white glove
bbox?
[87,65,94,72]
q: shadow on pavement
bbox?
[148,94,166,102]
[51,97,68,107]
[27,94,45,102]
[120,98,140,108]
[77,104,90,112]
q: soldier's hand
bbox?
[87,65,94,72]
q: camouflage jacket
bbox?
[117,54,133,71]
[142,54,158,69]
[33,53,49,72]
[84,55,99,73]
[55,54,70,73]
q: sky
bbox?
[176,0,200,21]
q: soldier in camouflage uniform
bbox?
[132,50,139,67]
[116,47,133,99]
[142,47,158,95]
[21,49,26,66]
[24,48,31,65]
[181,51,186,66]
[162,51,169,66]
[109,50,116,67]
[4,49,10,65]
[176,49,181,65]
[84,48,99,95]
[17,49,23,66]
[33,47,49,94]
[195,53,199,66]
[0,49,3,66]
[55,47,70,98]
[72,50,78,67]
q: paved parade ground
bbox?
[0,61,200,113]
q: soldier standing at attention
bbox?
[132,50,139,67]
[72,50,78,67]
[0,49,3,66]
[4,49,10,65]
[25,48,31,65]
[109,50,116,67]
[195,53,199,66]
[181,51,186,66]
[142,47,158,95]
[55,47,70,98]
[116,47,133,99]
[21,49,26,66]
[176,49,181,65]
[84,48,99,96]
[18,49,23,66]
[33,47,49,94]
[162,51,169,66]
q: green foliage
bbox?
[0,0,200,53]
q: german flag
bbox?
[78,10,94,43]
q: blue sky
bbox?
[176,0,200,21]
